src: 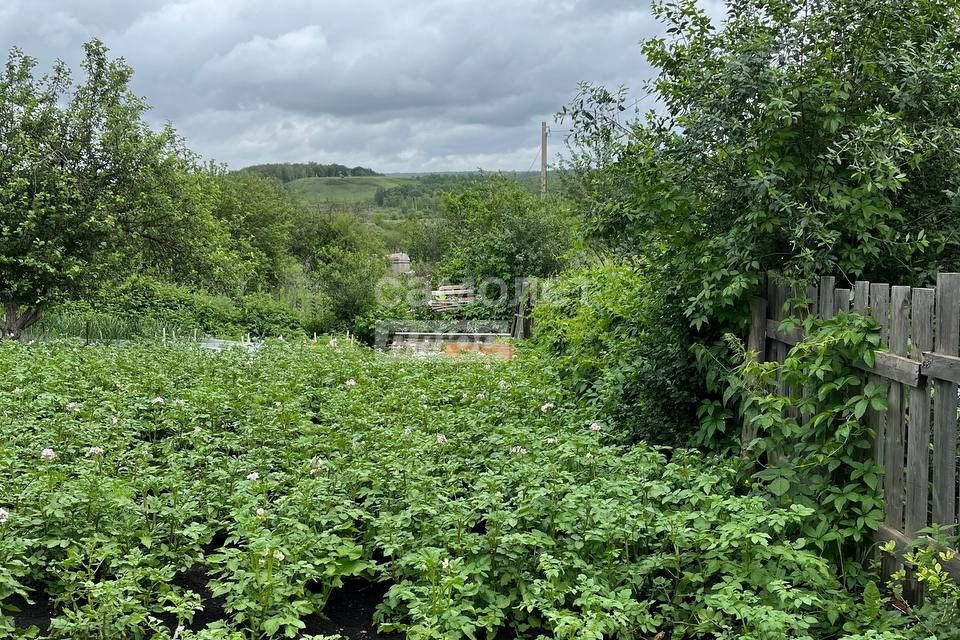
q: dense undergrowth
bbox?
[0,339,920,640]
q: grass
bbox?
[285,176,412,206]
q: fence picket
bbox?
[854,281,870,314]
[835,288,851,313]
[870,283,891,468]
[819,276,837,320]
[882,286,910,580]
[905,287,935,602]
[933,274,960,526]
[906,288,935,536]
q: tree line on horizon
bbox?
[240,162,380,182]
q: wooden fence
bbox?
[746,272,960,583]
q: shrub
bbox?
[533,260,700,445]
[239,294,305,338]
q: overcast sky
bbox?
[1,0,722,173]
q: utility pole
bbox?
[540,121,547,200]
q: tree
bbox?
[0,39,187,339]
[207,169,301,293]
[564,0,960,329]
[435,176,576,304]
[290,211,387,325]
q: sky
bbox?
[1,0,722,173]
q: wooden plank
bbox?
[806,285,819,317]
[765,321,921,386]
[883,286,910,544]
[871,284,891,345]
[907,289,936,537]
[889,287,910,354]
[921,352,960,384]
[877,524,960,581]
[870,284,891,468]
[819,276,837,320]
[766,319,801,346]
[905,288,935,603]
[933,273,960,527]
[835,288,851,314]
[747,298,768,360]
[854,280,870,315]
[863,352,921,387]
[743,297,769,454]
[770,282,790,464]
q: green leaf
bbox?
[768,477,791,497]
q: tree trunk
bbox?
[1,300,44,340]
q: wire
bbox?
[525,148,541,172]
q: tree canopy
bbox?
[240,162,380,182]
[564,0,960,329]
[0,40,190,338]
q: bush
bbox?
[533,260,700,445]
[0,340,913,639]
[239,294,306,338]
[27,277,336,340]
[108,276,243,335]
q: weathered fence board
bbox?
[881,286,909,579]
[906,288,935,538]
[933,273,960,527]
[747,272,960,596]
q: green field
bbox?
[284,172,548,208]
[284,175,412,206]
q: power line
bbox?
[525,148,540,172]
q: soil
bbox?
[303,579,401,639]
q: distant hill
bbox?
[285,175,412,206]
[284,171,551,208]
[240,162,380,183]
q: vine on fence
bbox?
[711,312,887,585]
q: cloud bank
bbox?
[1,0,721,172]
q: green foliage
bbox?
[435,176,576,311]
[290,212,388,330]
[722,312,886,583]
[107,276,243,336]
[0,39,189,338]
[240,163,380,183]
[533,261,700,445]
[206,170,302,293]
[0,340,898,639]
[564,0,960,329]
[27,277,329,340]
[0,41,314,338]
[884,534,960,639]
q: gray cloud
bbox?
[1,0,723,172]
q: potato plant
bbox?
[0,340,900,639]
